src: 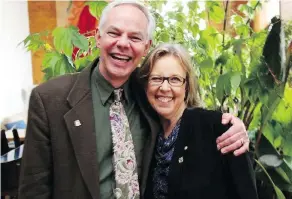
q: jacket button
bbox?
[178,157,184,163]
[184,146,188,150]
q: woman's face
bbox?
[146,55,187,120]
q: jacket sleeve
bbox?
[18,88,52,199]
[211,111,258,199]
[225,153,258,199]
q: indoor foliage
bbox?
[22,1,292,198]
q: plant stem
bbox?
[246,99,259,129]
[221,0,229,75]
[222,1,229,47]
[221,95,228,111]
[238,86,245,118]
[243,100,251,125]
[254,159,279,190]
[245,0,261,26]
[255,122,263,151]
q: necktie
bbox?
[109,89,140,199]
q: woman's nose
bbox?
[160,79,171,91]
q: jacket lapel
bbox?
[168,108,200,198]
[64,59,100,199]
[139,104,160,195]
[130,70,161,194]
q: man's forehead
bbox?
[103,5,149,37]
[108,4,148,22]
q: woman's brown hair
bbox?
[137,43,201,108]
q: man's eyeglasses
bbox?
[148,75,186,87]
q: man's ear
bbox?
[95,28,101,48]
[143,40,152,56]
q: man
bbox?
[19,1,249,199]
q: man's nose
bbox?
[117,35,130,48]
[160,79,171,91]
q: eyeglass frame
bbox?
[148,75,186,87]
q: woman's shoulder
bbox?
[183,108,229,137]
[184,107,223,121]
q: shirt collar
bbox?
[92,63,131,106]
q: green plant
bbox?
[22,1,292,198]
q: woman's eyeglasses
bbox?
[148,75,186,87]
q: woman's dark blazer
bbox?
[145,108,258,199]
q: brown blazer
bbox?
[18,58,160,199]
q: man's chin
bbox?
[107,68,133,81]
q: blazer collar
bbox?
[66,58,99,107]
[64,57,100,199]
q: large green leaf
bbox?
[188,23,199,37]
[42,67,54,82]
[71,27,89,51]
[198,27,219,54]
[148,1,166,11]
[244,61,274,104]
[20,31,49,52]
[86,1,107,19]
[187,1,199,11]
[215,71,241,104]
[74,56,92,72]
[52,27,73,56]
[55,55,75,76]
[275,167,292,185]
[215,53,229,67]
[216,73,231,103]
[42,52,75,79]
[255,159,286,199]
[272,86,292,124]
[42,51,62,76]
[231,15,244,25]
[235,24,251,38]
[225,54,242,72]
[257,135,292,191]
[260,84,285,131]
[238,4,255,19]
[199,57,213,69]
[230,72,241,91]
[158,31,170,42]
[207,2,224,23]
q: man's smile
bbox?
[110,53,132,62]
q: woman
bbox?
[137,43,258,199]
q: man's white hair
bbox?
[98,0,156,40]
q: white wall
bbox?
[281,1,292,21]
[0,0,33,122]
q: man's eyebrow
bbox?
[107,26,120,32]
[130,32,144,37]
[107,26,145,38]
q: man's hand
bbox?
[216,113,250,156]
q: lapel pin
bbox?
[184,146,188,150]
[74,120,81,127]
[178,157,184,163]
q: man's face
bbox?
[96,4,151,86]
